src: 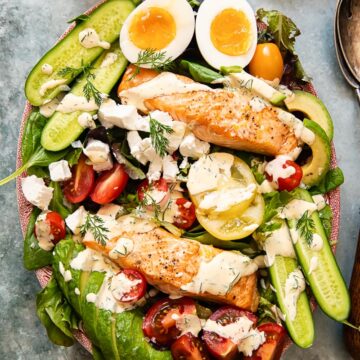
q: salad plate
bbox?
[9,0,347,358]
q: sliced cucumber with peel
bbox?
[287,189,350,321]
[25,0,134,106]
[269,255,314,348]
[41,43,128,151]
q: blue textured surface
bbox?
[0,0,358,359]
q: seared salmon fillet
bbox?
[83,215,260,312]
[118,65,299,156]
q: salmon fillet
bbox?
[117,65,299,156]
[83,215,259,312]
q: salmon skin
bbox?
[83,215,260,312]
[118,65,300,157]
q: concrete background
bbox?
[0,0,358,359]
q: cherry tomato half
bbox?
[244,323,286,360]
[63,155,95,204]
[137,178,170,209]
[143,297,197,347]
[173,198,196,230]
[35,211,66,244]
[112,269,147,303]
[249,43,284,81]
[266,160,303,192]
[90,163,129,205]
[171,333,210,360]
[202,307,257,360]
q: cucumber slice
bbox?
[269,255,314,348]
[287,189,350,321]
[25,0,134,106]
[41,43,128,151]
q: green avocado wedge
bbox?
[41,42,128,151]
[301,119,331,187]
[52,240,172,360]
[285,90,334,140]
[25,0,134,106]
[269,255,314,348]
[286,189,350,322]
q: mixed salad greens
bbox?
[2,0,352,359]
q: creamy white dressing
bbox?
[263,222,296,267]
[56,94,99,113]
[203,317,265,356]
[308,256,318,274]
[97,204,124,219]
[39,79,67,97]
[79,28,110,49]
[310,233,324,251]
[198,184,256,213]
[119,72,211,113]
[110,272,141,301]
[41,63,53,75]
[59,261,72,282]
[249,96,268,112]
[284,268,306,321]
[109,237,134,259]
[259,179,276,194]
[100,52,118,68]
[280,199,317,220]
[181,252,258,295]
[78,112,96,129]
[39,93,64,117]
[75,288,81,296]
[35,213,55,251]
[265,156,295,186]
[175,314,204,337]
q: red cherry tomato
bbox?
[35,211,66,244]
[266,160,303,192]
[90,163,129,205]
[63,155,95,203]
[143,297,197,347]
[202,307,257,360]
[137,178,170,209]
[173,198,196,230]
[171,333,210,360]
[112,269,147,303]
[244,323,286,360]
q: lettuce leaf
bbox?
[36,277,78,347]
[179,60,222,84]
[23,207,53,270]
[309,167,345,195]
[319,204,333,239]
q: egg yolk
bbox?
[210,8,252,56]
[129,7,176,50]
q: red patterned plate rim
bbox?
[15,0,341,356]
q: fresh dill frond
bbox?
[296,211,315,246]
[130,49,173,80]
[80,214,109,246]
[149,115,173,157]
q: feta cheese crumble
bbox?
[21,175,53,210]
[49,160,72,182]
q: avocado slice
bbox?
[228,71,286,105]
[285,90,334,140]
[301,119,331,187]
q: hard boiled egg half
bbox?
[196,0,258,70]
[120,0,195,65]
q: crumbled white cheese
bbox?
[98,99,149,131]
[65,206,87,235]
[179,133,210,159]
[84,139,110,164]
[49,160,72,182]
[166,121,187,154]
[93,156,113,172]
[78,112,96,129]
[127,131,148,165]
[162,155,179,182]
[147,155,163,182]
[21,175,53,210]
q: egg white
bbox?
[120,0,195,66]
[196,0,258,70]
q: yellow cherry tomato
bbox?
[249,43,284,81]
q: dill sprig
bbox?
[149,115,173,157]
[58,61,102,106]
[80,214,109,246]
[296,211,315,246]
[130,49,173,80]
